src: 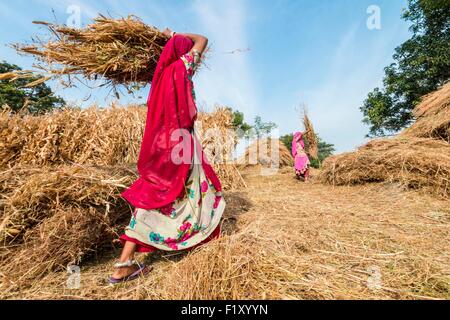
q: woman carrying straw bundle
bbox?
[109,30,226,284]
[292,132,311,182]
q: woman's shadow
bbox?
[142,191,253,265]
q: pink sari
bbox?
[292,132,310,178]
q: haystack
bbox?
[8,15,168,90]
[0,104,244,189]
[319,83,450,197]
[196,107,246,190]
[0,104,146,168]
[402,82,450,142]
[0,164,135,284]
[239,139,293,168]
[319,138,450,197]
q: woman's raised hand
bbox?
[179,33,208,55]
[162,28,174,38]
[163,29,208,56]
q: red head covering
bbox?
[122,35,221,210]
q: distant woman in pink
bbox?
[292,132,310,181]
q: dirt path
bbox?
[7,167,449,299]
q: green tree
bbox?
[361,0,450,136]
[252,116,278,139]
[228,108,253,139]
[280,133,335,169]
[226,107,279,141]
[0,61,65,114]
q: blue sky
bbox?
[0,0,411,153]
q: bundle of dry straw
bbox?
[303,112,319,160]
[239,139,293,168]
[10,15,168,90]
[319,84,450,198]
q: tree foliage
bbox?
[230,109,253,138]
[0,61,65,114]
[252,116,278,139]
[229,108,278,140]
[361,0,450,136]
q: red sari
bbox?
[120,35,223,252]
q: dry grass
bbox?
[0,70,39,87]
[0,104,242,189]
[1,168,448,300]
[0,164,136,244]
[196,106,246,190]
[0,164,135,288]
[402,82,450,142]
[318,138,450,198]
[10,15,168,91]
[0,104,146,168]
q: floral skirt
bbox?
[120,137,226,252]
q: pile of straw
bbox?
[196,107,246,190]
[0,103,247,285]
[0,104,243,189]
[319,84,450,197]
[0,165,135,283]
[11,15,168,89]
[0,164,135,243]
[402,83,450,142]
[319,138,450,197]
[0,104,146,167]
[239,139,293,168]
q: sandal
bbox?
[108,260,149,285]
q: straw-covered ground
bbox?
[1,166,448,300]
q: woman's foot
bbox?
[111,264,140,281]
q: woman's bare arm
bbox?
[179,33,208,55]
[162,28,208,55]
